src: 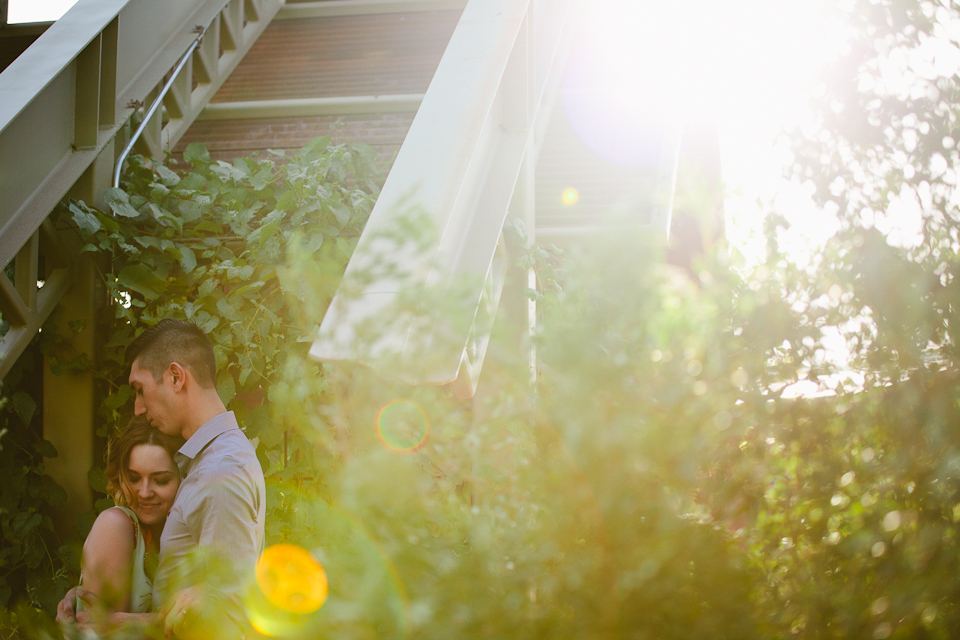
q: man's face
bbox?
[129,360,182,438]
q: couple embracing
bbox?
[57,319,266,639]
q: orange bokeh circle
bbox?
[256,543,328,615]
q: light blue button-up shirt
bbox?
[154,411,265,638]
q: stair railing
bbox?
[0,0,280,378]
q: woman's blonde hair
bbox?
[105,416,181,509]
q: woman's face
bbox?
[123,444,179,528]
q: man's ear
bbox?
[168,362,187,392]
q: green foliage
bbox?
[0,136,382,629]
[704,0,960,637]
[8,1,960,633]
[0,350,76,622]
[62,136,379,438]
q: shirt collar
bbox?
[176,411,239,473]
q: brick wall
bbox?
[170,10,461,173]
[211,12,461,102]
[170,113,415,172]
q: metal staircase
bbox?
[0,0,280,528]
[0,0,281,379]
[0,0,704,394]
[0,0,716,526]
[308,0,686,398]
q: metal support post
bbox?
[42,256,99,536]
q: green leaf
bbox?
[231,281,266,297]
[134,235,162,250]
[330,202,353,227]
[216,297,238,319]
[211,161,248,183]
[337,237,355,259]
[194,220,224,234]
[149,183,170,200]
[179,199,203,223]
[183,142,212,166]
[87,466,108,494]
[59,542,82,574]
[179,172,206,190]
[12,390,36,426]
[302,233,325,255]
[69,202,101,236]
[200,314,220,333]
[94,209,120,232]
[180,245,197,273]
[257,416,284,449]
[118,264,168,300]
[259,221,280,250]
[251,166,274,191]
[103,187,141,218]
[157,210,184,234]
[76,510,97,538]
[41,475,67,506]
[299,135,332,158]
[217,371,237,406]
[34,438,57,459]
[276,191,298,212]
[156,165,180,187]
[0,578,10,608]
[227,265,255,281]
[11,512,42,538]
[199,278,219,299]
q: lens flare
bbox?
[244,544,328,636]
[376,399,429,453]
[257,544,328,614]
[245,487,411,639]
[561,187,580,206]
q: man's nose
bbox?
[134,397,146,416]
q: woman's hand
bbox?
[162,585,210,640]
[75,589,115,634]
[55,586,79,625]
[76,589,157,634]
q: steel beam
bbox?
[0,231,73,379]
[276,0,467,20]
[42,256,97,535]
[311,0,577,398]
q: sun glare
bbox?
[7,0,80,23]
[565,0,847,262]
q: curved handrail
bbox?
[113,24,206,189]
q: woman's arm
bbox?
[80,507,136,612]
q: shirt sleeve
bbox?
[189,461,263,637]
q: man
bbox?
[58,319,266,639]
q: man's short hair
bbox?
[126,319,217,388]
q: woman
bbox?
[77,417,181,614]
